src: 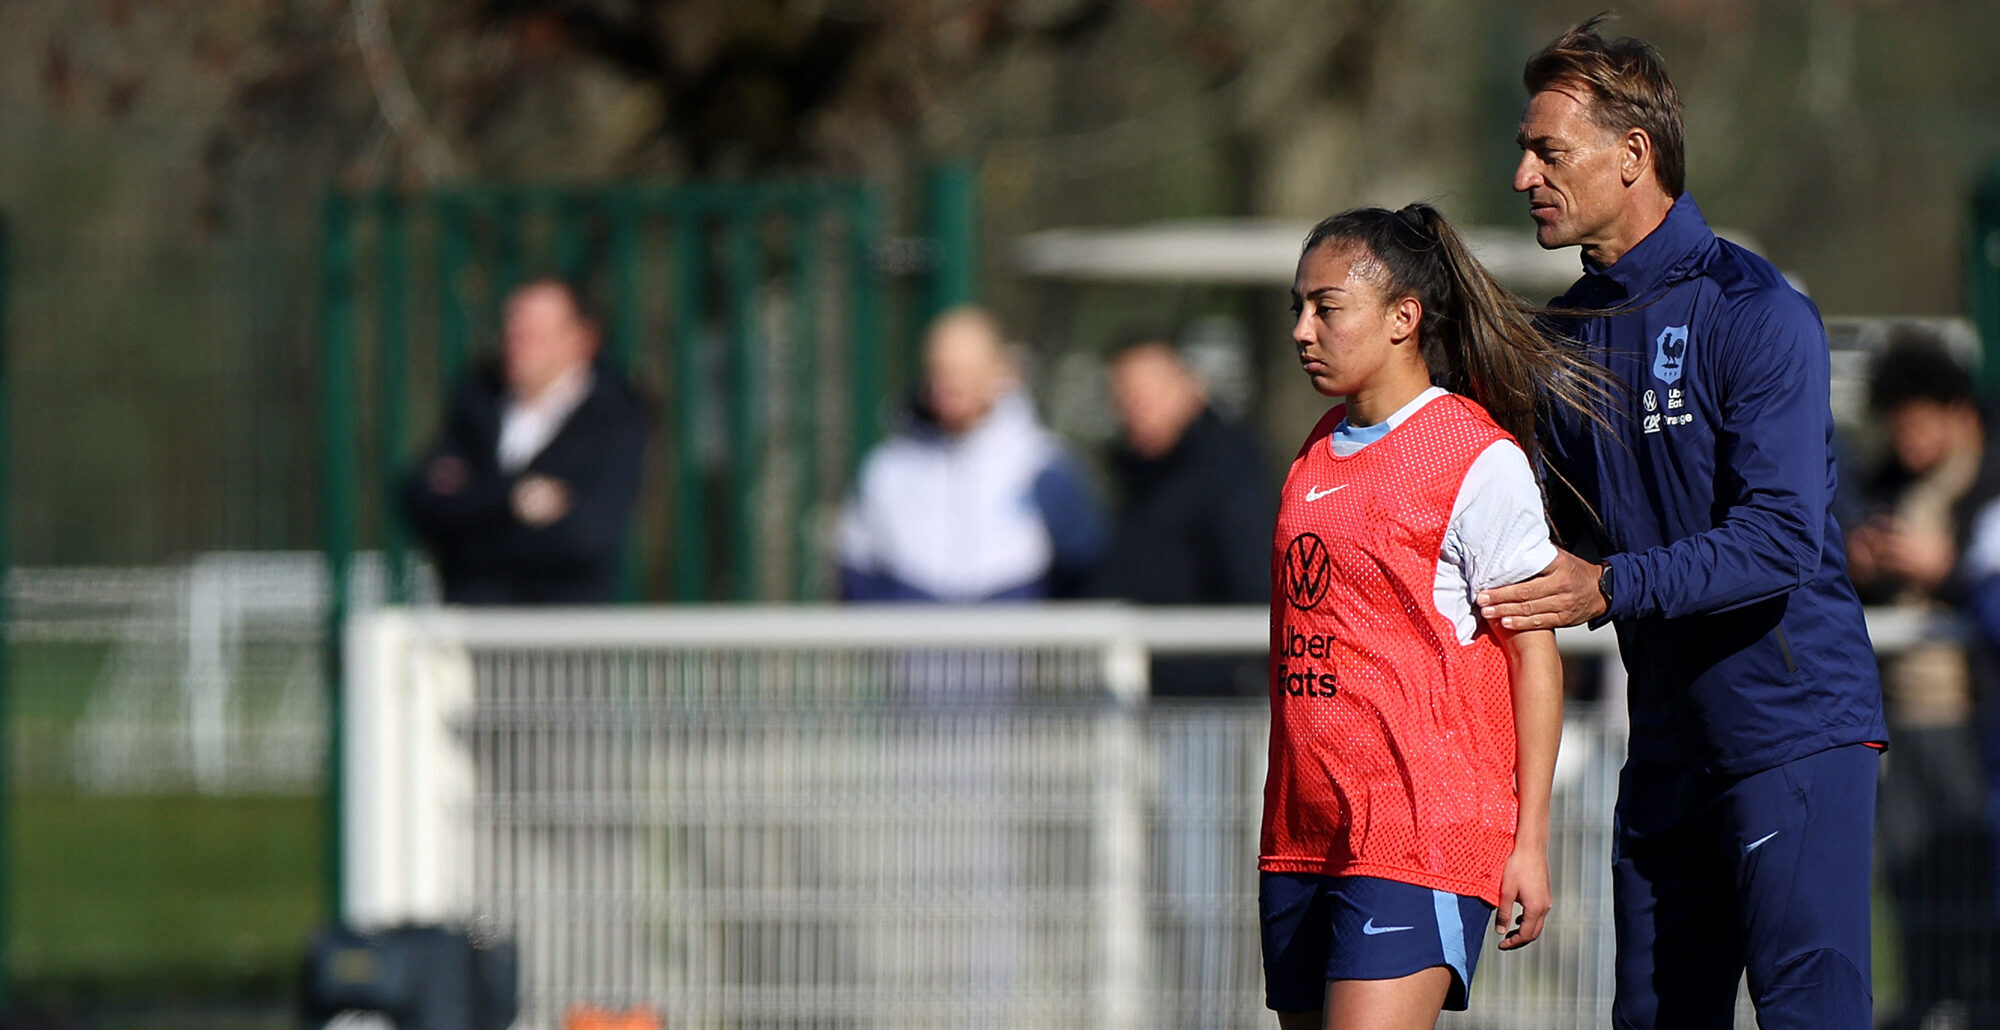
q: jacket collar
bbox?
[903,388,1044,447]
[1115,406,1221,476]
[1575,192,1713,302]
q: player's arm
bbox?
[1481,293,1831,627]
[1445,439,1563,948]
[1496,625,1560,950]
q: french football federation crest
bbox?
[1653,324,1689,384]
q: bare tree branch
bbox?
[353,0,460,182]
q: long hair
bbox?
[1299,203,1614,475]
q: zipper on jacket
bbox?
[1772,625,1798,677]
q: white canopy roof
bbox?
[1013,217,1767,298]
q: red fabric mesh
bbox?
[1261,394,1521,907]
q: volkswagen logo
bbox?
[1284,532,1331,611]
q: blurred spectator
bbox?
[1846,330,2000,1030]
[401,277,649,604]
[837,305,1105,601]
[835,308,1104,1010]
[1089,336,1274,696]
[1086,335,1273,1019]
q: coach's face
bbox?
[1514,87,1628,256]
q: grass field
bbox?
[6,637,325,1023]
[9,792,323,1003]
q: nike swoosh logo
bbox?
[1745,831,1780,852]
[1361,918,1414,935]
[1304,485,1347,502]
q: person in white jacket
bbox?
[838,305,1105,601]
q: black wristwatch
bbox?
[1596,562,1615,609]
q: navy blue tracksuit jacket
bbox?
[1543,194,1886,778]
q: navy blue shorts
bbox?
[1260,872,1492,1012]
[1612,743,1880,1029]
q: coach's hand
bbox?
[1476,549,1606,631]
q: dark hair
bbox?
[1106,334,1200,384]
[1869,328,1974,413]
[1524,12,1685,198]
[1299,203,1613,473]
[1107,329,1179,360]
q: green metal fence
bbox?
[0,211,12,1006]
[319,181,906,616]
[1971,161,2000,394]
[317,171,975,918]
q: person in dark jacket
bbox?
[1089,337,1273,696]
[402,277,649,604]
[1845,332,2000,1030]
[1089,338,1272,1019]
[1473,16,1887,1027]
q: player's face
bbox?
[1290,242,1405,399]
[1514,87,1628,252]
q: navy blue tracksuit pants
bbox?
[1612,744,1879,1029]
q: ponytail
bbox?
[1300,204,1615,512]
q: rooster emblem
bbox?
[1653,324,1689,384]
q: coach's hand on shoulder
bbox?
[1496,843,1551,951]
[1476,549,1607,630]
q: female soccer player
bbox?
[1262,204,1601,1029]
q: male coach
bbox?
[1473,16,1888,1028]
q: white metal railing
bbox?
[8,556,337,793]
[4,553,435,794]
[11,546,1928,802]
[344,603,1946,1029]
